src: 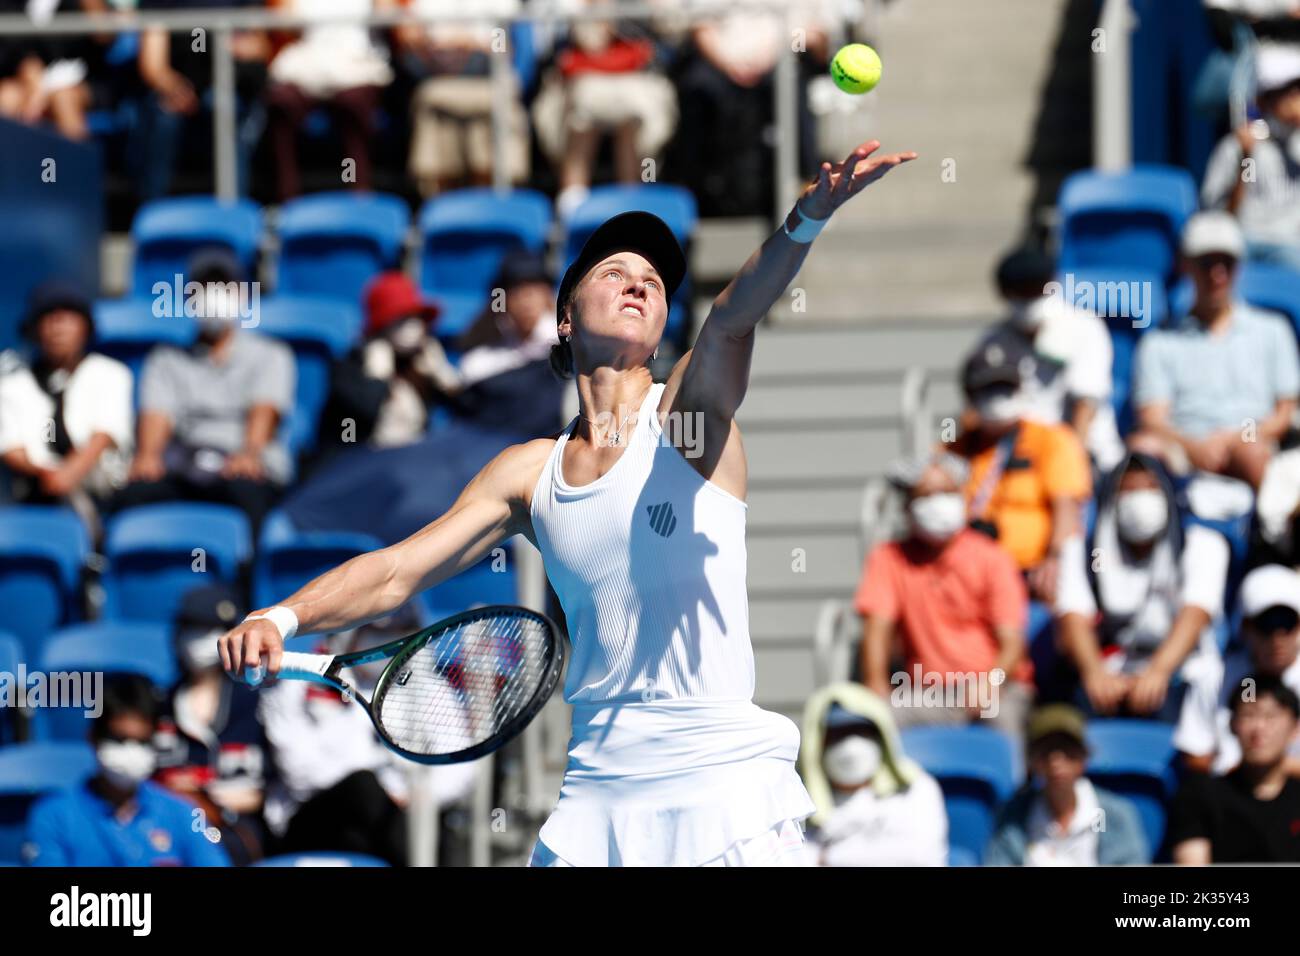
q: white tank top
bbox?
[530,381,755,704]
[527,382,815,866]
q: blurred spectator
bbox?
[531,0,678,220]
[22,674,231,866]
[0,0,111,141]
[1255,436,1300,563]
[259,603,476,865]
[0,280,133,534]
[1202,44,1300,269]
[316,271,461,456]
[154,584,267,865]
[854,453,1033,740]
[1175,564,1300,774]
[1170,675,1300,863]
[981,246,1123,472]
[798,687,948,866]
[985,704,1148,866]
[669,2,831,217]
[950,336,1092,604]
[266,0,398,200]
[394,0,530,198]
[116,248,296,532]
[1130,211,1299,490]
[132,0,271,200]
[1055,453,1229,720]
[456,251,560,387]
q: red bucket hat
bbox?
[364,271,441,337]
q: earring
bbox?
[652,347,659,360]
[562,334,570,343]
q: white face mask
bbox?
[387,317,427,355]
[179,628,223,672]
[1115,488,1169,544]
[96,739,156,789]
[974,391,1021,426]
[909,492,967,543]
[1009,297,1049,331]
[823,735,882,788]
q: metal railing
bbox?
[0,0,811,221]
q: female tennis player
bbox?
[219,139,916,866]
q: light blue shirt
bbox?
[1132,303,1300,439]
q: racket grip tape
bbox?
[240,651,336,687]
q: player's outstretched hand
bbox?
[799,140,918,219]
[218,616,284,685]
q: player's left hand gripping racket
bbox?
[239,605,566,765]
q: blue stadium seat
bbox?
[0,741,96,862]
[1237,262,1300,336]
[563,184,698,343]
[275,192,410,305]
[900,725,1019,865]
[131,196,263,294]
[253,852,389,867]
[0,633,24,746]
[1054,267,1168,437]
[1085,719,1177,860]
[1057,166,1197,286]
[93,297,198,389]
[253,511,383,610]
[0,507,87,661]
[32,622,176,742]
[419,553,517,622]
[254,296,363,456]
[418,188,552,341]
[102,503,252,624]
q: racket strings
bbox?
[376,611,552,757]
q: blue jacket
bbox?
[985,782,1149,865]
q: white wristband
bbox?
[783,202,827,243]
[245,606,299,641]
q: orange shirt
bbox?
[953,420,1091,570]
[854,529,1031,683]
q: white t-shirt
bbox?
[1055,525,1230,672]
[457,313,559,388]
[1024,777,1103,866]
[0,350,134,495]
[1173,649,1300,775]
[805,772,949,867]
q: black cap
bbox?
[187,245,246,285]
[174,583,244,634]
[23,279,94,338]
[995,245,1055,294]
[493,249,553,291]
[962,335,1037,393]
[556,211,687,321]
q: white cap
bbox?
[1181,211,1245,260]
[1240,565,1300,618]
[1256,43,1300,96]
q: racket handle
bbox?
[239,652,336,687]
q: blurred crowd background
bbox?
[1,0,1300,868]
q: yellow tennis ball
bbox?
[830,43,882,95]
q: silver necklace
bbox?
[582,406,640,447]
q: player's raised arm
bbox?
[669,140,916,421]
[218,438,552,680]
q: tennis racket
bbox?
[240,605,566,765]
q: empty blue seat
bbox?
[563,184,698,343]
[1054,267,1168,437]
[418,188,552,340]
[276,192,410,305]
[1085,719,1177,859]
[131,196,262,294]
[253,852,389,867]
[419,554,517,623]
[0,507,87,661]
[900,725,1019,865]
[103,503,252,624]
[254,296,363,456]
[0,632,24,746]
[1058,166,1197,286]
[1238,262,1300,335]
[33,622,176,742]
[0,741,96,862]
[254,511,383,610]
